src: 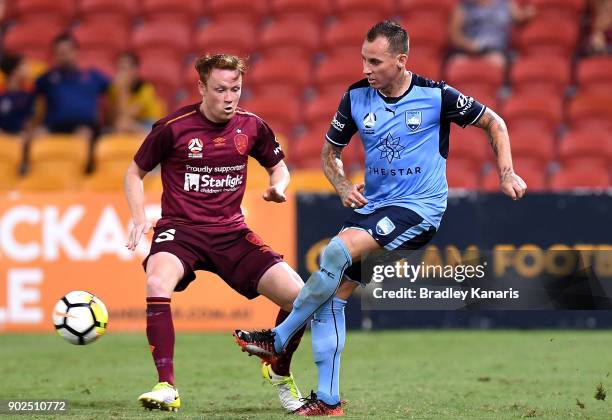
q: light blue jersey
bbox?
[326,74,486,228]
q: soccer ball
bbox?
[52,291,109,345]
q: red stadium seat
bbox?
[207,0,268,26]
[323,18,374,55]
[575,56,612,94]
[139,54,182,105]
[140,0,203,25]
[446,158,481,189]
[73,22,129,57]
[270,0,331,25]
[259,20,320,62]
[502,93,563,137]
[549,166,610,191]
[507,128,555,168]
[398,0,455,28]
[314,52,364,92]
[292,129,326,169]
[78,0,138,27]
[528,0,585,21]
[510,56,571,96]
[558,131,612,170]
[516,18,579,58]
[408,55,442,81]
[3,22,64,61]
[304,92,341,128]
[131,22,191,62]
[241,95,301,138]
[405,20,448,59]
[334,0,395,22]
[193,20,258,58]
[481,165,548,192]
[445,56,504,96]
[14,0,76,26]
[249,58,311,97]
[449,125,490,166]
[567,93,612,132]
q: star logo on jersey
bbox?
[405,111,422,131]
[234,133,248,155]
[188,138,203,158]
[376,133,405,163]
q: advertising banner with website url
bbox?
[360,249,612,310]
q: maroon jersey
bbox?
[134,103,284,228]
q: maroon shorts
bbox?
[142,223,284,299]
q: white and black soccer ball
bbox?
[52,291,109,345]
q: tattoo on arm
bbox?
[473,108,513,181]
[321,142,351,194]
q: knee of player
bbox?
[146,273,172,296]
[320,236,352,271]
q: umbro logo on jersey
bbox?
[213,137,226,147]
[188,138,203,158]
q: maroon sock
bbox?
[146,297,175,386]
[271,309,305,376]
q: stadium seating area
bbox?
[1,0,611,192]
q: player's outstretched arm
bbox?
[321,142,368,208]
[473,108,527,200]
[124,161,152,250]
[263,159,289,203]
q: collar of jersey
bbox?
[376,71,415,104]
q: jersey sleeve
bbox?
[133,121,174,172]
[440,84,487,127]
[250,118,285,168]
[325,91,358,147]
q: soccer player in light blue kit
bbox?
[235,21,527,416]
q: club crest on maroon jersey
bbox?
[234,133,248,155]
[245,232,264,246]
[188,137,203,158]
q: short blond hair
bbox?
[195,53,247,83]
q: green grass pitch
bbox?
[0,331,610,419]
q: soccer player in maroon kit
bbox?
[124,54,306,412]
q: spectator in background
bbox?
[109,52,165,133]
[449,0,535,66]
[0,53,34,135]
[588,0,612,54]
[30,33,109,150]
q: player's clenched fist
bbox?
[339,182,368,209]
[263,186,287,203]
[500,171,527,201]
[126,220,152,251]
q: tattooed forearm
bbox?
[474,108,513,178]
[500,166,514,183]
[474,108,507,158]
[321,142,351,194]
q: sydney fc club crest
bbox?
[375,217,396,236]
[234,133,248,155]
[405,111,422,131]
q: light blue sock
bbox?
[273,237,351,352]
[312,297,346,406]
